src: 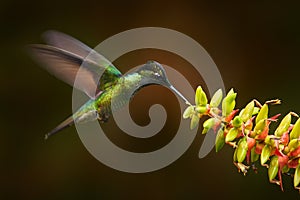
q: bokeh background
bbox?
[1,0,300,199]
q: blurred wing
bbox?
[42,30,122,90]
[29,31,123,98]
[42,30,92,58]
[29,44,103,99]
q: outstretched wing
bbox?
[42,30,92,58]
[29,31,122,99]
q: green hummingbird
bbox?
[29,31,190,139]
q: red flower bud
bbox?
[288,158,299,169]
[278,155,289,169]
[269,113,281,122]
[280,131,289,146]
[255,143,264,154]
[247,137,256,150]
[289,146,300,157]
[255,121,271,140]
[225,109,239,123]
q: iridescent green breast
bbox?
[94,73,142,121]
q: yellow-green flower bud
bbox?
[294,165,300,187]
[288,139,300,151]
[195,86,208,106]
[261,145,272,165]
[237,138,248,163]
[240,101,254,122]
[215,127,225,152]
[195,106,207,114]
[252,107,260,115]
[232,116,243,128]
[290,118,300,140]
[202,118,216,134]
[183,105,194,119]
[255,104,268,124]
[251,147,259,163]
[282,165,290,174]
[254,119,266,135]
[222,89,237,117]
[225,127,239,142]
[233,147,238,162]
[268,156,279,181]
[264,135,275,146]
[275,113,291,137]
[210,89,223,108]
[190,114,200,130]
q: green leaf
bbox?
[237,138,248,163]
[215,127,225,152]
[190,114,200,130]
[202,118,216,134]
[251,147,259,163]
[210,89,223,108]
[225,128,239,142]
[222,88,237,116]
[290,118,300,140]
[232,116,243,128]
[195,86,207,106]
[294,165,300,187]
[268,156,279,181]
[256,104,268,124]
[183,105,194,119]
[240,101,254,122]
[275,113,291,137]
[261,145,271,165]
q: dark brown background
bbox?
[1,0,300,199]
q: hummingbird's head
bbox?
[135,61,190,105]
[137,60,171,87]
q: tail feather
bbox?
[45,116,74,140]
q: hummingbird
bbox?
[29,31,190,139]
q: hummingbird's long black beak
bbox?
[169,85,191,105]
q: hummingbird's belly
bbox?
[74,109,98,124]
[73,99,99,123]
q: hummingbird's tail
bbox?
[45,116,74,140]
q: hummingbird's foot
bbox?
[97,110,110,123]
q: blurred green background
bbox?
[1,0,300,199]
